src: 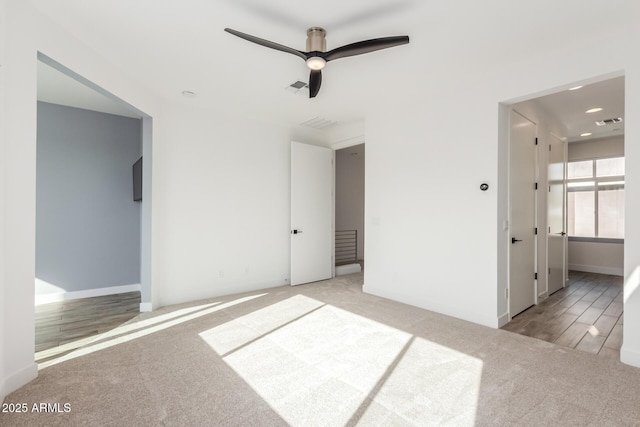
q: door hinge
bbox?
[534,227,538,235]
[549,226,551,233]
[535,138,538,145]
[549,267,551,275]
[535,182,538,190]
[535,272,538,280]
[549,144,552,151]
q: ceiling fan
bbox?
[224,27,409,98]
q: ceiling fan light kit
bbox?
[224,27,409,98]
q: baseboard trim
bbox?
[620,345,640,368]
[568,264,623,276]
[35,284,141,306]
[497,312,510,328]
[335,263,362,276]
[139,302,153,312]
[1,362,38,400]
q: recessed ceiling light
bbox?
[182,90,196,97]
[585,107,603,114]
[580,132,592,137]
[568,85,583,91]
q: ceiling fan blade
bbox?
[308,70,322,98]
[224,28,307,61]
[323,36,409,62]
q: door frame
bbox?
[508,109,539,319]
[290,141,334,286]
[547,132,568,295]
[289,136,366,286]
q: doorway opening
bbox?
[500,74,625,359]
[335,143,365,275]
[35,54,153,366]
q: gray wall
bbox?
[336,144,365,261]
[36,102,141,294]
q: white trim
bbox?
[335,263,362,276]
[34,284,141,306]
[497,312,510,328]
[330,135,364,151]
[1,362,38,399]
[568,263,623,276]
[139,302,153,312]
[620,345,640,368]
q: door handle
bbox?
[511,237,522,244]
[555,231,567,236]
[291,229,303,234]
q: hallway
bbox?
[502,271,623,359]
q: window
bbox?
[567,156,624,239]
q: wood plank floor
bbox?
[502,271,623,359]
[35,292,140,364]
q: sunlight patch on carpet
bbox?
[38,293,268,369]
[199,295,325,355]
[358,337,483,425]
[213,300,483,426]
[220,303,411,426]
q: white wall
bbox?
[567,136,625,276]
[1,1,161,398]
[364,2,640,342]
[4,0,640,399]
[336,144,365,261]
[153,102,327,307]
[2,0,39,400]
[624,67,640,366]
[0,0,6,402]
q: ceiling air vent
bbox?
[300,116,338,130]
[595,117,623,126]
[285,81,308,95]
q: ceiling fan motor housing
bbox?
[306,27,327,52]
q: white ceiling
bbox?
[31,0,627,137]
[530,76,624,142]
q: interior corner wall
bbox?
[335,145,365,261]
[152,102,329,308]
[36,102,141,296]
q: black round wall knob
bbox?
[480,183,489,191]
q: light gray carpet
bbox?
[2,272,640,426]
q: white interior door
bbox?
[548,133,566,295]
[291,141,333,286]
[509,110,537,317]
